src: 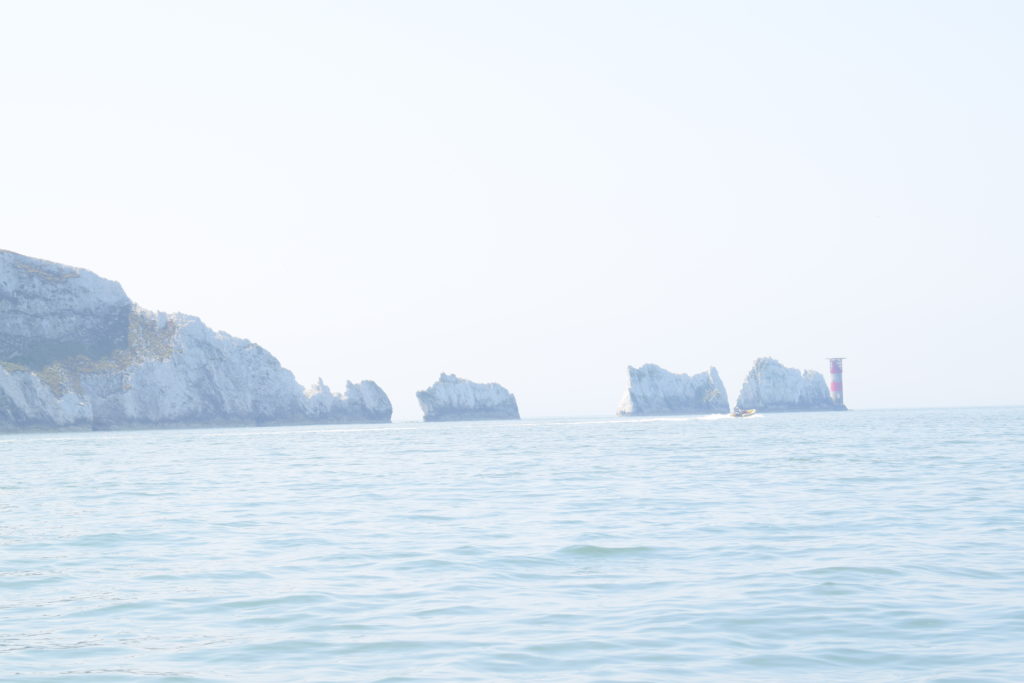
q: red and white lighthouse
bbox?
[828,357,845,408]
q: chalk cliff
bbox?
[304,377,392,424]
[734,357,841,412]
[0,250,391,431]
[0,250,131,370]
[617,364,729,416]
[416,373,520,421]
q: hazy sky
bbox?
[2,1,1022,419]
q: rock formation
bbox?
[0,250,391,431]
[304,377,392,424]
[734,357,843,412]
[617,364,729,416]
[0,249,131,370]
[416,373,520,421]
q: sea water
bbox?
[2,407,1022,681]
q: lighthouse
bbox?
[828,358,846,409]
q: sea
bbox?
[2,407,1022,682]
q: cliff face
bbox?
[617,364,729,416]
[0,250,131,370]
[734,357,841,412]
[0,251,391,431]
[416,373,520,422]
[0,363,93,430]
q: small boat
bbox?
[732,408,756,418]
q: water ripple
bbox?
[1,407,1023,680]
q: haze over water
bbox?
[4,407,1022,681]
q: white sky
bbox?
[2,1,1022,420]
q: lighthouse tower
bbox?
[828,358,846,409]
